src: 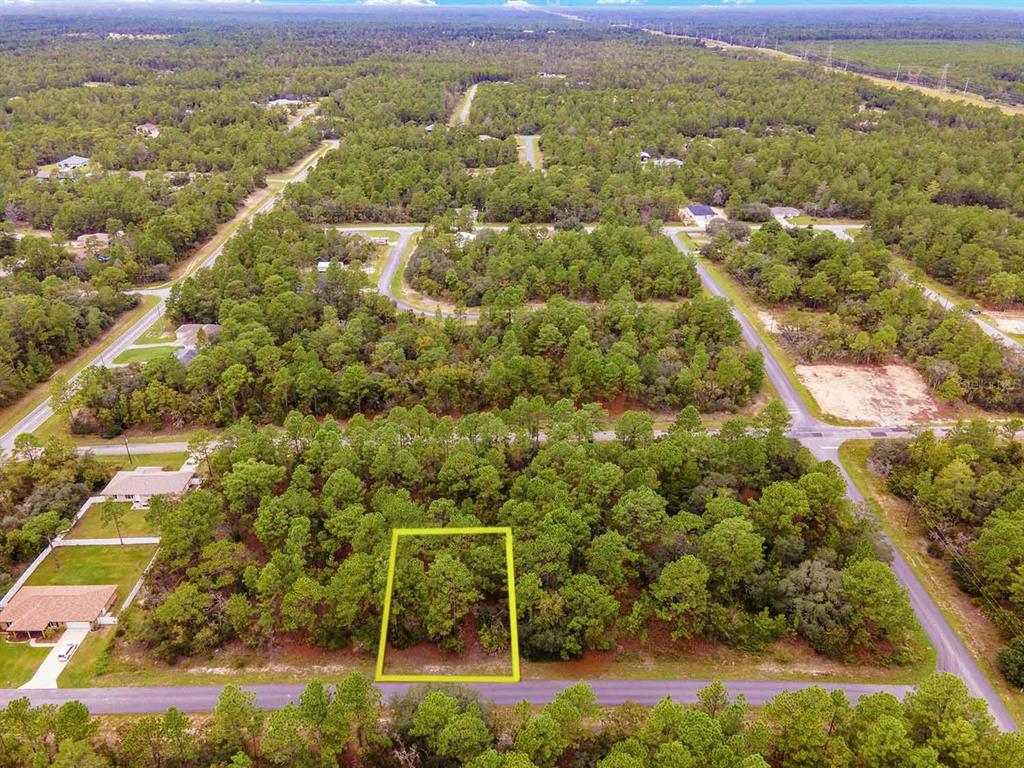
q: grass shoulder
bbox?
[696,257,862,426]
[839,439,1023,728]
[0,294,161,439]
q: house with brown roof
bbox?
[0,585,116,640]
[100,467,198,509]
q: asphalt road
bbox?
[0,679,914,714]
[0,140,336,454]
[667,232,1017,732]
[517,134,542,169]
[894,270,1024,353]
[5,212,1019,728]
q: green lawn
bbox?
[25,544,156,608]
[358,229,399,242]
[59,627,114,688]
[91,452,189,472]
[674,230,697,249]
[0,639,49,688]
[135,321,178,345]
[65,502,156,540]
[112,345,179,365]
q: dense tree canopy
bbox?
[707,224,1024,412]
[408,223,700,305]
[65,211,762,436]
[1,672,1021,767]
[122,403,918,667]
[870,421,1024,687]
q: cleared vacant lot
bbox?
[795,363,941,424]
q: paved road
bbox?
[0,140,336,454]
[516,134,542,169]
[450,83,478,127]
[0,679,913,714]
[667,229,823,432]
[894,270,1024,353]
[5,219,1019,728]
[670,231,1017,732]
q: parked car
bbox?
[969,307,983,315]
[57,643,77,661]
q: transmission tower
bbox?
[963,78,970,96]
[895,64,901,81]
[825,44,833,68]
[938,63,949,91]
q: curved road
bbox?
[3,216,1018,727]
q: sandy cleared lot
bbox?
[986,310,1024,335]
[795,363,940,425]
[756,310,780,334]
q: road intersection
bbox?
[0,171,1018,729]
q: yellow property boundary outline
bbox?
[375,527,520,683]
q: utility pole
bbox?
[963,78,970,96]
[895,64,901,82]
[123,436,133,465]
[939,63,949,91]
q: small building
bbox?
[34,169,52,181]
[99,467,198,509]
[68,232,111,260]
[424,123,435,133]
[174,323,220,349]
[0,585,117,640]
[56,155,90,172]
[267,98,303,109]
[641,150,683,168]
[686,204,718,230]
[135,122,161,138]
[770,206,801,221]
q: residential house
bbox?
[770,206,801,222]
[56,155,90,172]
[135,122,161,138]
[174,323,220,367]
[685,204,718,230]
[99,467,198,509]
[0,585,117,640]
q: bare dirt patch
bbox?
[756,310,780,334]
[986,310,1024,335]
[795,363,942,425]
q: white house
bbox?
[267,98,303,108]
[770,206,801,223]
[99,467,198,509]
[56,155,90,172]
[685,204,718,230]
